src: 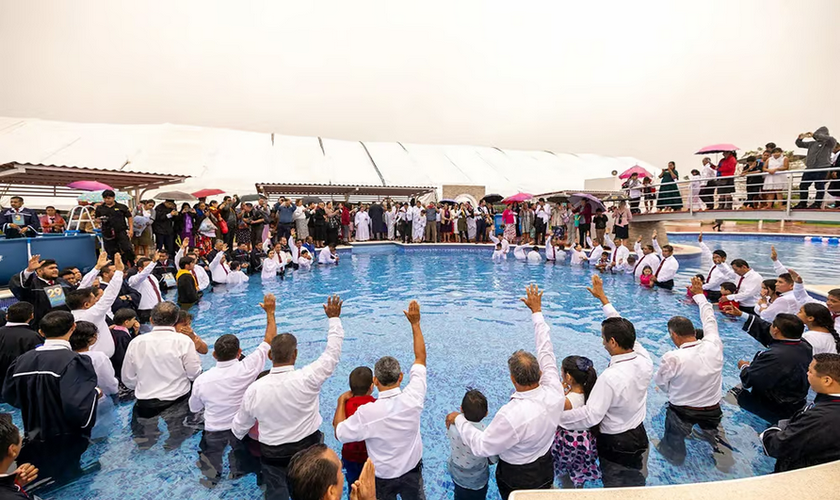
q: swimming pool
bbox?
[3,236,837,499]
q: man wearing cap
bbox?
[95,189,136,264]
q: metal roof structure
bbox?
[0,162,189,200]
[256,182,435,202]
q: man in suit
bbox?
[0,197,41,239]
[153,200,178,257]
[9,255,72,328]
[0,302,43,395]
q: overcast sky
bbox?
[1,0,838,171]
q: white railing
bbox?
[630,166,840,216]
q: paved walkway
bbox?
[665,220,840,236]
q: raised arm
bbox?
[557,375,615,430]
[90,255,124,317]
[698,233,713,261]
[521,285,562,392]
[128,256,159,287]
[302,295,345,388]
[652,232,662,257]
[604,234,616,251]
[788,269,821,306]
[691,277,721,349]
[587,275,620,318]
[770,246,788,276]
[403,300,426,366]
[454,411,519,458]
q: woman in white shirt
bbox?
[71,321,119,396]
[763,148,789,209]
[797,303,840,354]
[261,249,283,280]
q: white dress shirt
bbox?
[570,248,587,265]
[526,250,542,262]
[455,313,565,465]
[514,244,529,261]
[728,269,764,307]
[72,270,123,358]
[559,304,653,434]
[699,242,735,291]
[226,270,249,285]
[336,363,427,479]
[652,239,679,282]
[318,247,337,264]
[232,318,344,444]
[587,242,605,265]
[759,291,800,322]
[189,342,270,431]
[121,326,203,401]
[175,248,210,290]
[128,262,163,310]
[604,235,630,270]
[209,251,233,284]
[78,267,100,289]
[81,350,119,396]
[803,330,838,355]
[654,295,723,407]
[633,243,661,279]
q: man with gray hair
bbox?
[445,285,565,500]
[334,300,427,500]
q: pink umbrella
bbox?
[695,143,739,154]
[618,165,653,179]
[192,188,226,198]
[67,180,113,191]
[502,192,533,204]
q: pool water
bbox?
[3,237,837,499]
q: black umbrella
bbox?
[482,193,503,204]
[439,198,458,205]
[302,196,324,205]
[602,194,629,203]
[239,194,263,203]
[546,194,569,204]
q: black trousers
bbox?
[130,393,197,451]
[700,181,716,208]
[250,224,265,248]
[578,223,591,246]
[746,178,763,207]
[261,430,323,500]
[740,305,756,315]
[629,197,640,213]
[658,403,723,465]
[654,279,674,290]
[404,221,413,243]
[198,430,260,484]
[596,423,649,488]
[223,224,236,248]
[375,460,426,500]
[799,170,829,206]
[104,230,136,263]
[277,222,293,240]
[496,452,553,500]
[734,387,806,424]
[19,434,90,491]
[155,232,176,256]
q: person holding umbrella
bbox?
[716,152,738,210]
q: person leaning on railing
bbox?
[794,127,837,210]
[741,156,764,209]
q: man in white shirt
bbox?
[698,233,734,302]
[190,293,277,485]
[728,259,764,314]
[633,236,661,280]
[654,277,731,470]
[605,235,630,273]
[586,236,604,265]
[66,253,124,358]
[335,300,427,500]
[318,244,338,265]
[232,295,344,500]
[534,200,551,245]
[444,285,563,499]
[128,252,166,324]
[652,238,679,290]
[699,157,718,208]
[760,247,805,322]
[122,301,202,450]
[560,275,653,487]
[208,247,234,284]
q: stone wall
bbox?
[442,185,485,202]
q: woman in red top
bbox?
[502,205,516,242]
[340,204,351,243]
[716,151,738,210]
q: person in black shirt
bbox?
[9,255,72,328]
[95,190,136,264]
[592,208,608,244]
[724,306,812,423]
[760,353,840,472]
[0,303,42,396]
[0,414,39,500]
[2,311,100,490]
[176,257,201,307]
[153,200,178,257]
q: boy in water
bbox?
[446,389,497,500]
[334,367,376,488]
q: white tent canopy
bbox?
[0,117,657,207]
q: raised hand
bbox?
[788,268,803,284]
[323,294,343,318]
[652,230,658,240]
[698,232,703,243]
[689,276,705,297]
[770,245,778,262]
[181,238,189,250]
[586,275,608,303]
[114,253,125,272]
[636,235,643,243]
[403,300,421,324]
[349,459,376,500]
[260,293,276,315]
[26,254,43,272]
[520,284,543,313]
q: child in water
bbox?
[639,265,654,287]
[718,281,740,313]
[570,244,588,266]
[551,355,601,488]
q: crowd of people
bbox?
[1,194,839,500]
[621,130,840,213]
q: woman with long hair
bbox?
[175,202,196,248]
[798,303,840,354]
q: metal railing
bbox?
[627,166,840,216]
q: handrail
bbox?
[627,166,840,214]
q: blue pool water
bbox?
[3,236,838,499]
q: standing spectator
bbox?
[613,201,632,240]
[2,311,100,488]
[794,127,837,209]
[313,202,327,247]
[275,198,296,241]
[716,152,738,210]
[623,174,643,214]
[39,206,66,234]
[574,202,593,247]
[175,203,197,248]
[519,203,534,242]
[131,200,155,257]
[294,199,310,241]
[698,157,717,209]
[642,178,656,213]
[474,201,488,243]
[95,190,135,264]
[535,199,550,245]
[763,148,790,209]
[741,156,764,209]
[218,196,238,248]
[369,202,384,241]
[153,199,178,257]
[425,203,438,243]
[247,202,268,246]
[592,208,608,243]
[0,196,40,239]
[657,162,683,212]
[0,303,42,394]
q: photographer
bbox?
[95,189,135,264]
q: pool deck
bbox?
[511,459,840,500]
